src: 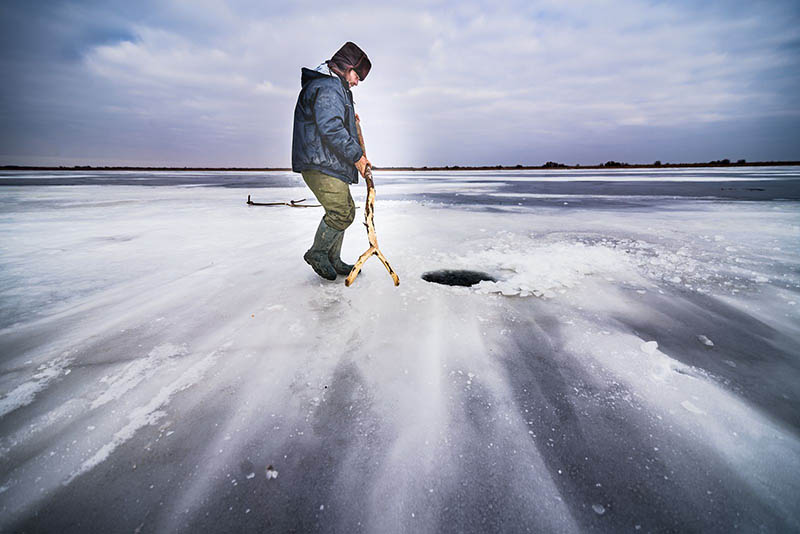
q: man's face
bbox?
[346,69,360,88]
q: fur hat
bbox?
[328,42,371,81]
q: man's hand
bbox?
[355,154,371,177]
[355,113,360,123]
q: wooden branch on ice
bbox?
[246,195,321,208]
[345,120,400,287]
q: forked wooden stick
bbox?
[345,119,400,287]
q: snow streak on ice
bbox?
[0,167,799,533]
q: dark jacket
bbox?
[292,68,362,184]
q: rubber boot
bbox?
[328,231,354,276]
[303,219,338,280]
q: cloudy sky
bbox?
[1,0,799,167]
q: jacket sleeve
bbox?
[312,84,363,164]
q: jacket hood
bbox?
[300,67,350,90]
[300,67,329,87]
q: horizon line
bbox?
[2,160,800,172]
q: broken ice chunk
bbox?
[592,504,606,515]
[696,335,714,347]
[640,341,658,355]
[266,465,279,479]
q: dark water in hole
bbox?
[422,269,496,287]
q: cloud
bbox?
[1,0,799,166]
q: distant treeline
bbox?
[380,159,800,171]
[2,160,799,172]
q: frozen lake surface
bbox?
[1,168,799,532]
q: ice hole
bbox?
[421,269,496,287]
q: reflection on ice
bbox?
[0,168,799,532]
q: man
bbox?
[292,42,371,281]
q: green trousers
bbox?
[302,170,356,231]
